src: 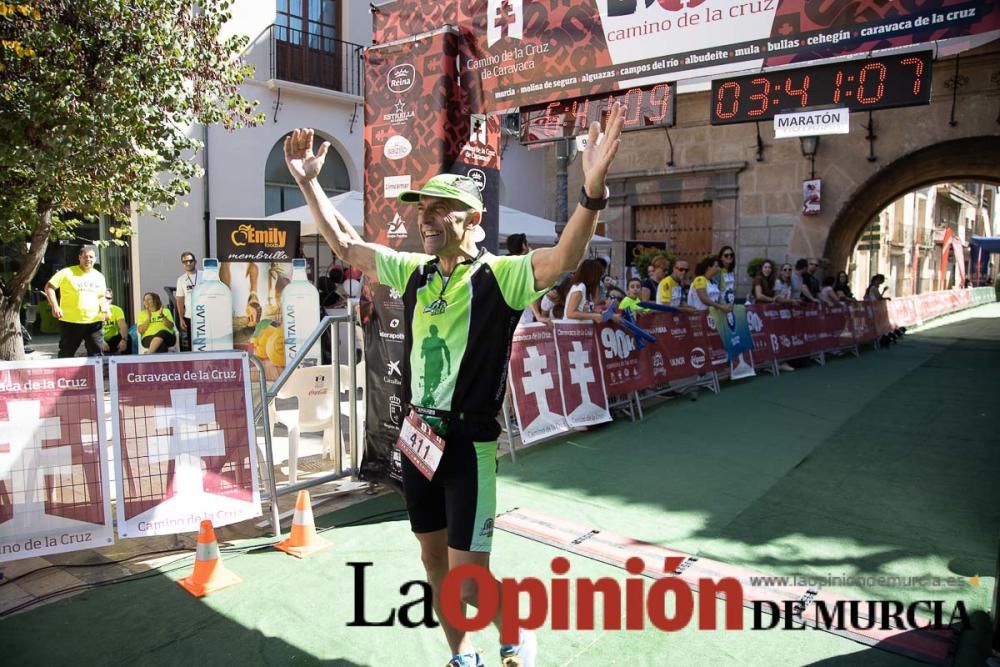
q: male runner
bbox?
[285,103,624,667]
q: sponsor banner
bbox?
[508,324,571,444]
[849,302,878,344]
[217,218,299,262]
[552,323,611,428]
[365,31,467,252]
[822,303,856,350]
[888,296,922,329]
[0,359,112,562]
[872,301,893,337]
[375,0,998,112]
[641,311,709,384]
[361,282,407,488]
[775,108,849,139]
[745,305,778,365]
[110,353,260,538]
[765,304,811,359]
[596,319,652,396]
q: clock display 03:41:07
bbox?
[710,51,933,125]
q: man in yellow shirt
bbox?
[657,260,697,313]
[101,288,130,355]
[44,246,110,358]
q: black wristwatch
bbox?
[579,185,610,211]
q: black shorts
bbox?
[142,330,176,351]
[401,419,499,552]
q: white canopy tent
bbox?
[266,190,612,251]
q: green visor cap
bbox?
[397,174,485,213]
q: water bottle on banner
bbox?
[191,258,234,351]
[282,258,321,367]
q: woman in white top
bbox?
[564,258,622,324]
[687,256,733,312]
[715,245,737,305]
[774,263,798,303]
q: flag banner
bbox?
[702,309,731,370]
[710,305,756,379]
[0,359,112,563]
[710,305,756,360]
[552,323,611,428]
[509,324,570,444]
[374,0,999,111]
[110,353,260,538]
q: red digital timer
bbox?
[519,82,676,144]
[710,51,933,125]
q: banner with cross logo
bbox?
[0,359,113,563]
[109,352,260,538]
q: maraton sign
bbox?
[216,218,299,262]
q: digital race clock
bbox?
[709,51,933,125]
[519,82,676,144]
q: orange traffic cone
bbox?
[177,520,242,597]
[275,490,331,558]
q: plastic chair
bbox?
[269,365,337,484]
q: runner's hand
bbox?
[284,128,329,184]
[581,102,624,198]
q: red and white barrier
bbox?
[110,352,260,538]
[0,359,113,562]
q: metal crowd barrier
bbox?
[248,314,362,535]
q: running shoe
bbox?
[500,629,537,667]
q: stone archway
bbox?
[824,136,1000,269]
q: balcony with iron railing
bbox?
[268,24,364,97]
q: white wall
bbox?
[134,2,367,304]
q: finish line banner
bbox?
[110,353,260,538]
[373,0,999,111]
[0,359,112,562]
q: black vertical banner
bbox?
[361,28,474,487]
[451,113,501,253]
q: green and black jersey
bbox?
[376,248,547,435]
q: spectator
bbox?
[617,278,651,314]
[505,233,529,256]
[803,258,822,300]
[865,274,890,301]
[751,259,777,303]
[834,271,855,301]
[137,291,176,353]
[715,245,737,304]
[174,251,199,351]
[792,259,820,303]
[774,264,798,303]
[44,246,110,358]
[565,258,622,324]
[641,256,669,302]
[101,288,130,355]
[819,276,841,305]
[657,260,696,313]
[687,256,732,312]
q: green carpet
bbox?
[1,304,997,666]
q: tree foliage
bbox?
[0,0,263,357]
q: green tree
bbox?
[0,0,263,359]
